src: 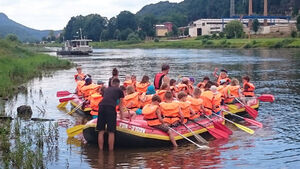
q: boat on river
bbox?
[57,39,93,55]
[69,95,259,147]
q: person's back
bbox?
[242,76,255,97]
[154,64,170,89]
[224,78,241,103]
[159,91,182,125]
[177,91,192,124]
[187,88,203,119]
[124,86,141,112]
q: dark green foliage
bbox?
[154,38,159,42]
[5,34,19,42]
[139,15,157,37]
[297,16,300,31]
[252,19,260,34]
[127,32,141,44]
[120,28,133,40]
[291,30,297,38]
[219,32,225,38]
[116,11,137,31]
[100,30,110,41]
[225,20,244,39]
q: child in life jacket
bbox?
[197,76,210,91]
[123,75,132,88]
[89,86,105,118]
[242,76,255,97]
[224,78,242,104]
[136,75,150,93]
[187,87,205,119]
[140,85,156,108]
[131,75,137,89]
[169,79,178,97]
[210,85,222,115]
[160,91,184,126]
[142,95,178,147]
[156,83,169,102]
[177,77,190,95]
[124,86,142,118]
[201,81,215,116]
[213,68,231,85]
[177,91,195,124]
[188,77,195,94]
[74,66,85,82]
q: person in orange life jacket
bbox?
[136,75,150,93]
[156,83,169,102]
[217,79,228,105]
[177,91,195,124]
[142,95,178,147]
[160,91,184,126]
[154,64,170,89]
[242,76,255,97]
[89,86,106,118]
[169,79,179,97]
[108,68,119,87]
[210,85,222,115]
[131,75,137,89]
[81,77,101,101]
[187,87,205,119]
[140,85,156,108]
[177,77,191,95]
[188,77,195,94]
[197,76,210,90]
[213,68,231,85]
[200,81,216,116]
[97,78,125,151]
[74,66,85,82]
[123,75,132,88]
[123,86,143,118]
[224,78,242,104]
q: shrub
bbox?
[291,30,297,38]
[127,32,141,44]
[154,38,159,42]
[219,32,225,38]
[225,20,244,39]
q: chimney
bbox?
[248,0,253,28]
[264,0,268,26]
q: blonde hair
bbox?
[126,85,135,95]
[230,78,239,86]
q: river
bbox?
[1,48,300,168]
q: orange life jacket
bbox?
[197,82,205,88]
[89,93,103,116]
[170,86,179,93]
[243,82,255,97]
[140,94,153,108]
[156,90,167,102]
[217,77,231,85]
[187,95,203,114]
[124,92,140,111]
[160,101,180,124]
[212,92,222,112]
[225,85,240,103]
[76,80,85,96]
[74,73,85,81]
[123,80,132,88]
[178,101,191,123]
[201,90,214,116]
[177,83,188,94]
[135,82,150,93]
[142,104,162,126]
[81,83,100,100]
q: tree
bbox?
[116,11,137,31]
[252,19,260,34]
[140,15,157,37]
[114,29,121,40]
[6,34,18,42]
[48,30,56,41]
[120,28,133,40]
[224,20,244,39]
[127,32,141,43]
[297,16,300,31]
[100,30,110,41]
[107,17,117,39]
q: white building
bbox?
[188,18,296,37]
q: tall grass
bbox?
[0,39,72,97]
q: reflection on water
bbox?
[3,48,300,168]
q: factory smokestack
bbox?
[248,0,253,28]
[264,0,268,26]
[230,0,235,17]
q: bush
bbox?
[154,38,159,43]
[225,20,244,39]
[6,34,19,42]
[127,32,141,44]
[291,30,297,38]
[219,32,225,38]
[272,41,283,48]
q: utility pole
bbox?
[264,0,268,26]
[248,0,253,28]
[230,0,235,17]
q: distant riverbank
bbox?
[91,37,300,49]
[0,39,72,98]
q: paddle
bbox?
[222,109,263,128]
[66,125,85,137]
[212,112,254,135]
[57,91,73,97]
[67,102,83,115]
[168,127,209,149]
[59,97,75,103]
[257,94,275,103]
[190,120,229,139]
[182,123,208,144]
[235,98,258,119]
[203,114,233,135]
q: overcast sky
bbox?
[0,0,183,30]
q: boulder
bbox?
[17,105,33,119]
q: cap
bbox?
[220,69,228,73]
[189,77,195,83]
[85,77,92,84]
[146,85,156,95]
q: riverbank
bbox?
[91,37,300,49]
[0,39,72,98]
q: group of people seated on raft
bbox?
[74,65,256,147]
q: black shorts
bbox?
[96,105,117,132]
[152,124,169,133]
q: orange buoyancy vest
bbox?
[187,95,203,113]
[201,90,214,115]
[76,80,85,96]
[212,92,222,112]
[89,93,103,116]
[243,82,255,96]
[225,85,240,103]
[156,90,167,101]
[179,101,191,123]
[197,82,205,88]
[217,77,231,85]
[160,101,180,124]
[81,83,100,100]
[123,80,132,88]
[135,82,150,93]
[74,73,85,81]
[124,92,140,111]
[140,94,153,108]
[170,86,179,93]
[142,104,162,126]
[177,83,188,92]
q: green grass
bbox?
[0,39,72,97]
[91,37,300,49]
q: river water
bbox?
[1,48,300,168]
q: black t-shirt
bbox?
[99,86,124,107]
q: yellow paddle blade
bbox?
[66,125,85,137]
[67,106,78,115]
[234,122,255,134]
[57,101,68,108]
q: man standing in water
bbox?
[97,78,125,150]
[154,64,170,89]
[108,68,119,87]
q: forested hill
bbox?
[136,0,299,27]
[0,13,61,42]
